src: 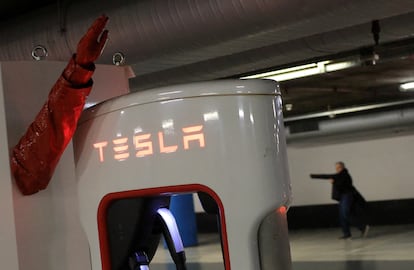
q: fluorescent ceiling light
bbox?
[242,58,360,82]
[266,67,321,81]
[325,61,358,72]
[243,63,323,81]
[399,82,414,92]
[243,63,319,79]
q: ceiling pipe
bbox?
[1,0,414,71]
[284,99,414,122]
[286,107,414,144]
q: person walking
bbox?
[311,162,369,239]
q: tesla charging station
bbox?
[0,61,292,270]
[74,79,292,270]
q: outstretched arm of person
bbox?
[10,15,109,195]
[310,174,335,179]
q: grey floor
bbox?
[290,224,414,270]
[150,224,414,269]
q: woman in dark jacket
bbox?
[311,162,369,239]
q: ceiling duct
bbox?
[0,0,350,63]
[286,107,414,145]
[1,0,414,90]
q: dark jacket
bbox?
[311,169,355,201]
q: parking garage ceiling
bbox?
[1,0,414,118]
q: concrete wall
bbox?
[193,132,414,212]
[288,133,414,206]
[0,64,20,270]
[0,61,130,270]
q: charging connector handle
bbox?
[157,208,187,270]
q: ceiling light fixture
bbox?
[242,58,360,82]
[399,82,414,92]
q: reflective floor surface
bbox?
[151,224,414,269]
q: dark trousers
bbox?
[339,192,366,237]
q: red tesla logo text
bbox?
[93,125,205,162]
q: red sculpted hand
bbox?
[75,15,109,66]
[11,15,109,195]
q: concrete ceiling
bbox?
[1,0,414,118]
[0,0,55,21]
[279,41,414,117]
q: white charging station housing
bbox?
[74,79,292,270]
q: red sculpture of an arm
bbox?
[10,15,109,195]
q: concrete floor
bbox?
[150,224,414,269]
[290,224,414,270]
